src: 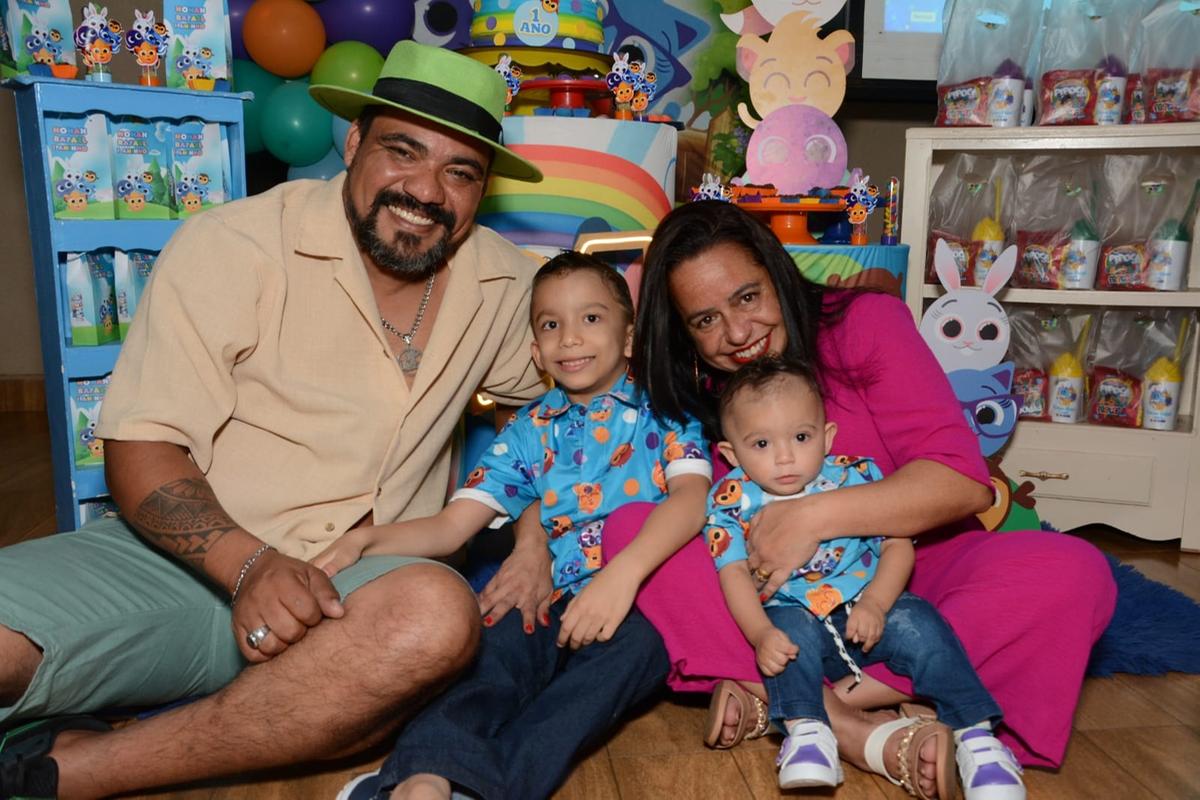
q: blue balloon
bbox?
[287,146,347,181]
[332,115,353,156]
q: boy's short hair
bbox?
[718,356,822,428]
[531,251,635,324]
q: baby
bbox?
[706,357,1025,800]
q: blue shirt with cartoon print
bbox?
[705,455,884,618]
[453,373,711,596]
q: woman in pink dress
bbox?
[603,201,1116,796]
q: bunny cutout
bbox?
[919,238,1017,371]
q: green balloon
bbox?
[260,78,335,167]
[232,58,284,155]
[310,41,384,94]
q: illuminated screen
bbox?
[883,0,943,33]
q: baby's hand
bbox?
[754,626,798,676]
[309,529,370,577]
[845,598,886,653]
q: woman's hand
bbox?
[746,494,827,600]
[478,503,552,632]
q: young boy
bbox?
[316,252,712,800]
[707,357,1025,800]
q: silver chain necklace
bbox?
[380,273,436,374]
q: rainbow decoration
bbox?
[479,116,676,252]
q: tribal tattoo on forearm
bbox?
[131,478,241,571]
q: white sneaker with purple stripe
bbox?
[956,728,1026,800]
[776,720,843,789]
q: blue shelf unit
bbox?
[6,76,247,531]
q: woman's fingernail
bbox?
[524,623,534,634]
[541,613,550,625]
[759,593,768,602]
[483,616,494,626]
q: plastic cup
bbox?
[988,78,1023,128]
[1094,76,1127,125]
[1062,239,1100,289]
[1147,240,1189,291]
[1020,88,1034,126]
[1050,375,1084,423]
[1143,380,1181,430]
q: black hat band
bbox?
[371,77,503,143]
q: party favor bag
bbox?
[1013,155,1101,289]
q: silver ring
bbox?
[246,624,271,650]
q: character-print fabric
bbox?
[455,374,710,596]
[706,455,884,617]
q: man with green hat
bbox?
[0,41,550,798]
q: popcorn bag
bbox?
[936,0,1044,127]
[926,153,1016,284]
[1012,155,1100,289]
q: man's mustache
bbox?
[371,190,456,232]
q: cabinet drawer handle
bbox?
[1018,470,1070,481]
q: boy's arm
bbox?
[312,499,498,575]
[718,561,776,646]
[857,537,913,615]
[556,473,709,649]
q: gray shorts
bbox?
[0,515,446,725]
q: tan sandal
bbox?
[864,715,958,800]
[703,679,770,749]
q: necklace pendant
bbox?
[398,345,422,373]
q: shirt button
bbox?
[376,487,383,497]
[324,522,335,532]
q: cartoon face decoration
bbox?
[87,437,105,458]
[124,192,146,212]
[464,466,486,488]
[609,443,634,468]
[181,192,203,213]
[412,0,473,49]
[549,515,573,538]
[631,93,649,112]
[541,0,558,12]
[735,13,856,123]
[577,520,603,548]
[706,526,731,558]
[614,81,635,104]
[64,191,89,211]
[742,104,848,195]
[712,478,743,507]
[920,239,1017,372]
[948,362,1020,457]
[574,483,603,514]
[847,204,868,224]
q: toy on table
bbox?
[494,54,522,110]
[971,179,1005,285]
[691,172,732,202]
[74,3,121,83]
[880,176,900,245]
[1143,316,1189,431]
[1048,315,1091,424]
[124,9,170,87]
[845,173,880,245]
[607,52,657,121]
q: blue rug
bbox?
[1087,552,1200,677]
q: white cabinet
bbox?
[900,124,1200,551]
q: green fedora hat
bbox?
[310,41,542,182]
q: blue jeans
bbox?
[764,592,1002,730]
[377,595,669,800]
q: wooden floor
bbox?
[3,409,1199,799]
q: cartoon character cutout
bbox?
[722,0,847,35]
[691,172,732,203]
[948,363,1020,457]
[919,238,1017,372]
[494,54,522,108]
[735,12,856,126]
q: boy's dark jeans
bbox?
[378,595,669,800]
[765,591,1002,730]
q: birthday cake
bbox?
[469,0,605,53]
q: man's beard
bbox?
[345,188,459,280]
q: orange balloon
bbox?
[243,0,327,78]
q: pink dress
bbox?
[603,292,1116,768]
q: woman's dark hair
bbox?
[532,251,635,325]
[632,201,829,439]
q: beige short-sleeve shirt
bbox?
[97,174,545,560]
